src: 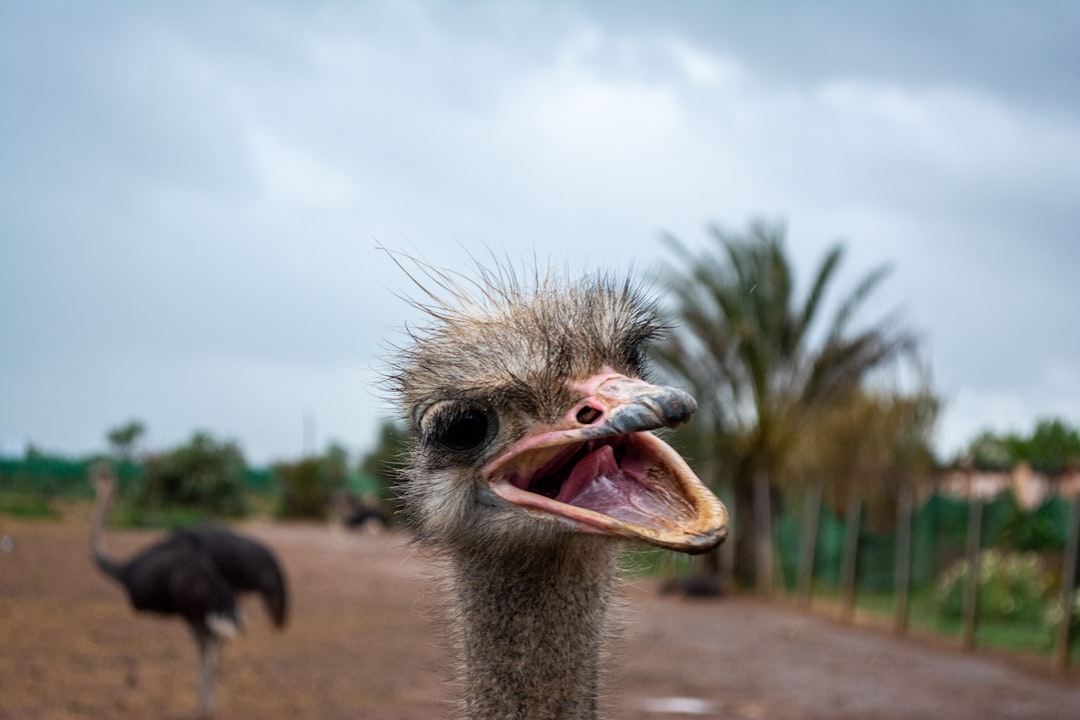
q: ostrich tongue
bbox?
[555,443,690,527]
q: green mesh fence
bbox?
[0,459,144,497]
[774,489,1074,593]
[0,459,276,497]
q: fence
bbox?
[772,483,1080,671]
[0,458,277,496]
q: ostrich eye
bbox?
[432,407,494,452]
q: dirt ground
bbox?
[2,507,1079,720]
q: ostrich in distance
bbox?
[89,464,288,718]
[389,261,729,720]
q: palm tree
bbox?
[793,388,938,516]
[656,220,916,592]
[107,419,146,461]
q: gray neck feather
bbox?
[449,535,618,720]
[89,482,124,580]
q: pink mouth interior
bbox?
[508,436,688,526]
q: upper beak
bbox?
[572,374,698,437]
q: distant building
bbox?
[937,462,1080,507]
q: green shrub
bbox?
[275,458,324,518]
[116,502,211,529]
[934,549,1050,625]
[992,494,1067,553]
[133,432,249,520]
[275,444,349,519]
[1042,593,1080,642]
[0,493,59,519]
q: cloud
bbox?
[245,125,359,210]
[1,1,1077,462]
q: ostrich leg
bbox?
[194,633,220,719]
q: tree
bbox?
[965,418,1080,476]
[358,420,408,488]
[792,388,939,530]
[657,220,917,591]
[276,442,351,519]
[1021,419,1080,476]
[357,420,409,518]
[136,431,248,521]
[106,419,146,460]
[967,430,1014,472]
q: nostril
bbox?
[576,405,603,425]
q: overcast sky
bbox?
[2,1,1078,465]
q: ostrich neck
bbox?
[450,535,618,720]
[90,483,123,579]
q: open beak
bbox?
[484,371,728,553]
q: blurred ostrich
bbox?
[389,262,728,719]
[327,488,388,534]
[89,465,288,718]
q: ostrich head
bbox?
[90,461,116,500]
[389,263,727,555]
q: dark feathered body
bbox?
[96,524,288,633]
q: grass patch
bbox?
[801,586,1078,661]
[114,502,213,529]
[0,493,59,519]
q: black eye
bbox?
[432,407,494,452]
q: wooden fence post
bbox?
[722,481,736,593]
[961,497,984,652]
[893,485,914,635]
[754,471,774,596]
[1054,497,1080,671]
[840,493,862,622]
[797,482,822,607]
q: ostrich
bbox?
[389,262,728,720]
[89,465,288,718]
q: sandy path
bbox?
[1,510,1078,719]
